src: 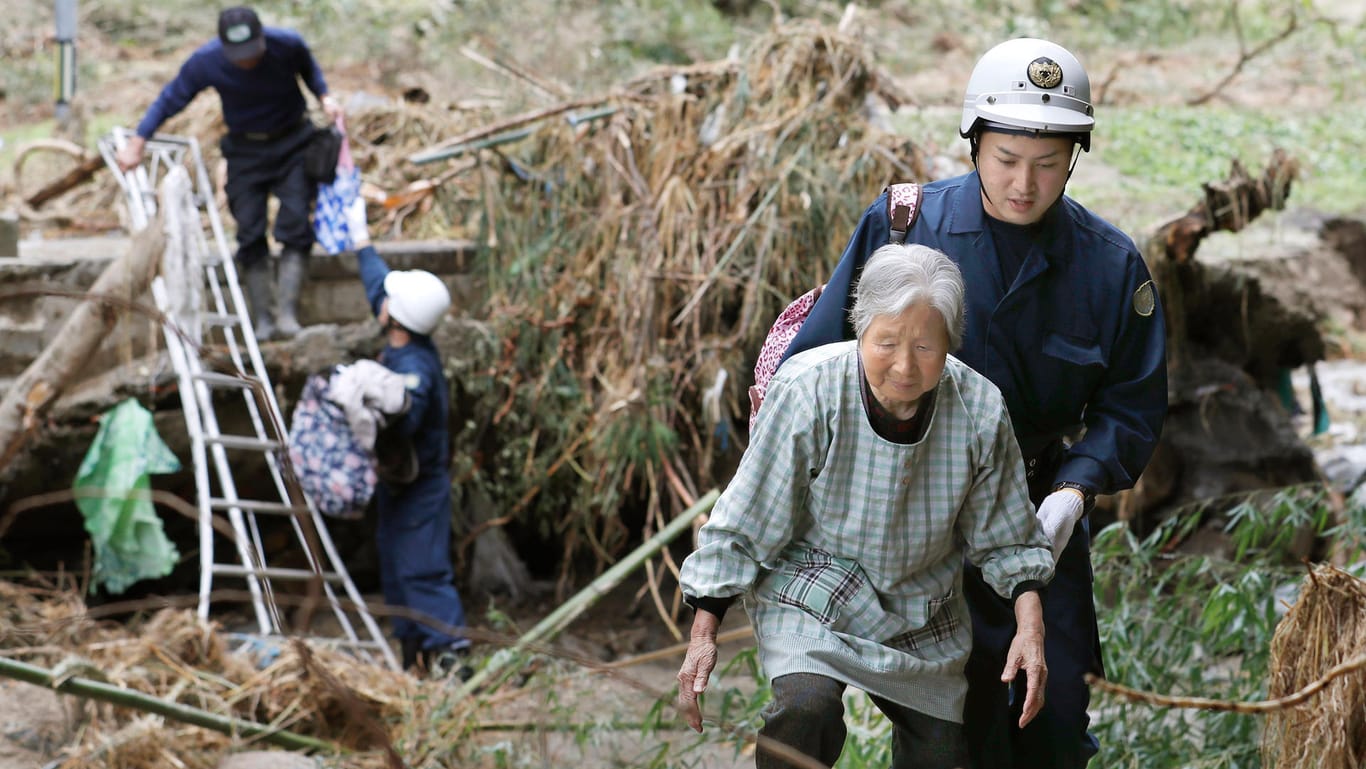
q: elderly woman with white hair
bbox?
[676,243,1055,769]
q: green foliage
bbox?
[1099,106,1366,217]
[1090,485,1336,769]
[597,0,738,67]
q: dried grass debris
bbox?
[1262,563,1366,769]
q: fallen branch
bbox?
[0,656,339,753]
[456,489,719,697]
[1143,151,1298,366]
[1086,649,1366,713]
[25,154,104,209]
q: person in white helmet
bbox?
[778,38,1168,768]
[346,199,472,679]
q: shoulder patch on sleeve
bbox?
[1132,280,1155,317]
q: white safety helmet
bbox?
[960,38,1094,152]
[383,270,451,335]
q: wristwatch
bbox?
[1052,481,1096,514]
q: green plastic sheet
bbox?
[73,398,182,594]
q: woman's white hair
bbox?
[849,243,966,350]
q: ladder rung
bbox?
[228,634,391,655]
[193,371,261,389]
[201,313,243,328]
[212,564,346,584]
[203,434,281,452]
[208,497,306,516]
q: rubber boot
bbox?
[275,248,307,338]
[241,259,276,342]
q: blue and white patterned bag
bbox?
[312,116,362,255]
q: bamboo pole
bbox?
[0,656,338,754]
[457,489,719,698]
[405,103,618,165]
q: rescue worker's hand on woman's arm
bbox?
[1036,487,1086,563]
[677,608,721,733]
[1002,590,1047,728]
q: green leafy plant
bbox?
[1090,485,1337,769]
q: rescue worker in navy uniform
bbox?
[345,198,473,679]
[117,6,340,342]
[782,38,1167,768]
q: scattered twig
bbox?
[459,43,570,102]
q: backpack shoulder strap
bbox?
[886,182,923,245]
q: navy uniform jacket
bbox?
[786,172,1167,496]
[136,27,328,139]
[358,246,451,479]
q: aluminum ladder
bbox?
[98,127,397,670]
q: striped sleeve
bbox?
[680,373,824,600]
[957,391,1055,598]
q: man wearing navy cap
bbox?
[118,6,343,342]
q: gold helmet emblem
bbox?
[1027,57,1064,89]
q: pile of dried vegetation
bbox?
[1263,563,1366,769]
[0,577,483,768]
[431,19,923,597]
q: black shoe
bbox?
[401,636,423,672]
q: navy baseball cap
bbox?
[218,7,265,63]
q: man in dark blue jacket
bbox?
[783,38,1167,769]
[345,199,472,678]
[118,6,341,342]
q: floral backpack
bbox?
[747,182,922,431]
[287,372,376,520]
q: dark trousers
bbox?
[758,673,969,769]
[375,472,469,652]
[220,122,315,267]
[961,465,1103,769]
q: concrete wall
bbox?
[0,237,483,393]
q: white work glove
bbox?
[1036,488,1086,564]
[345,196,371,248]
